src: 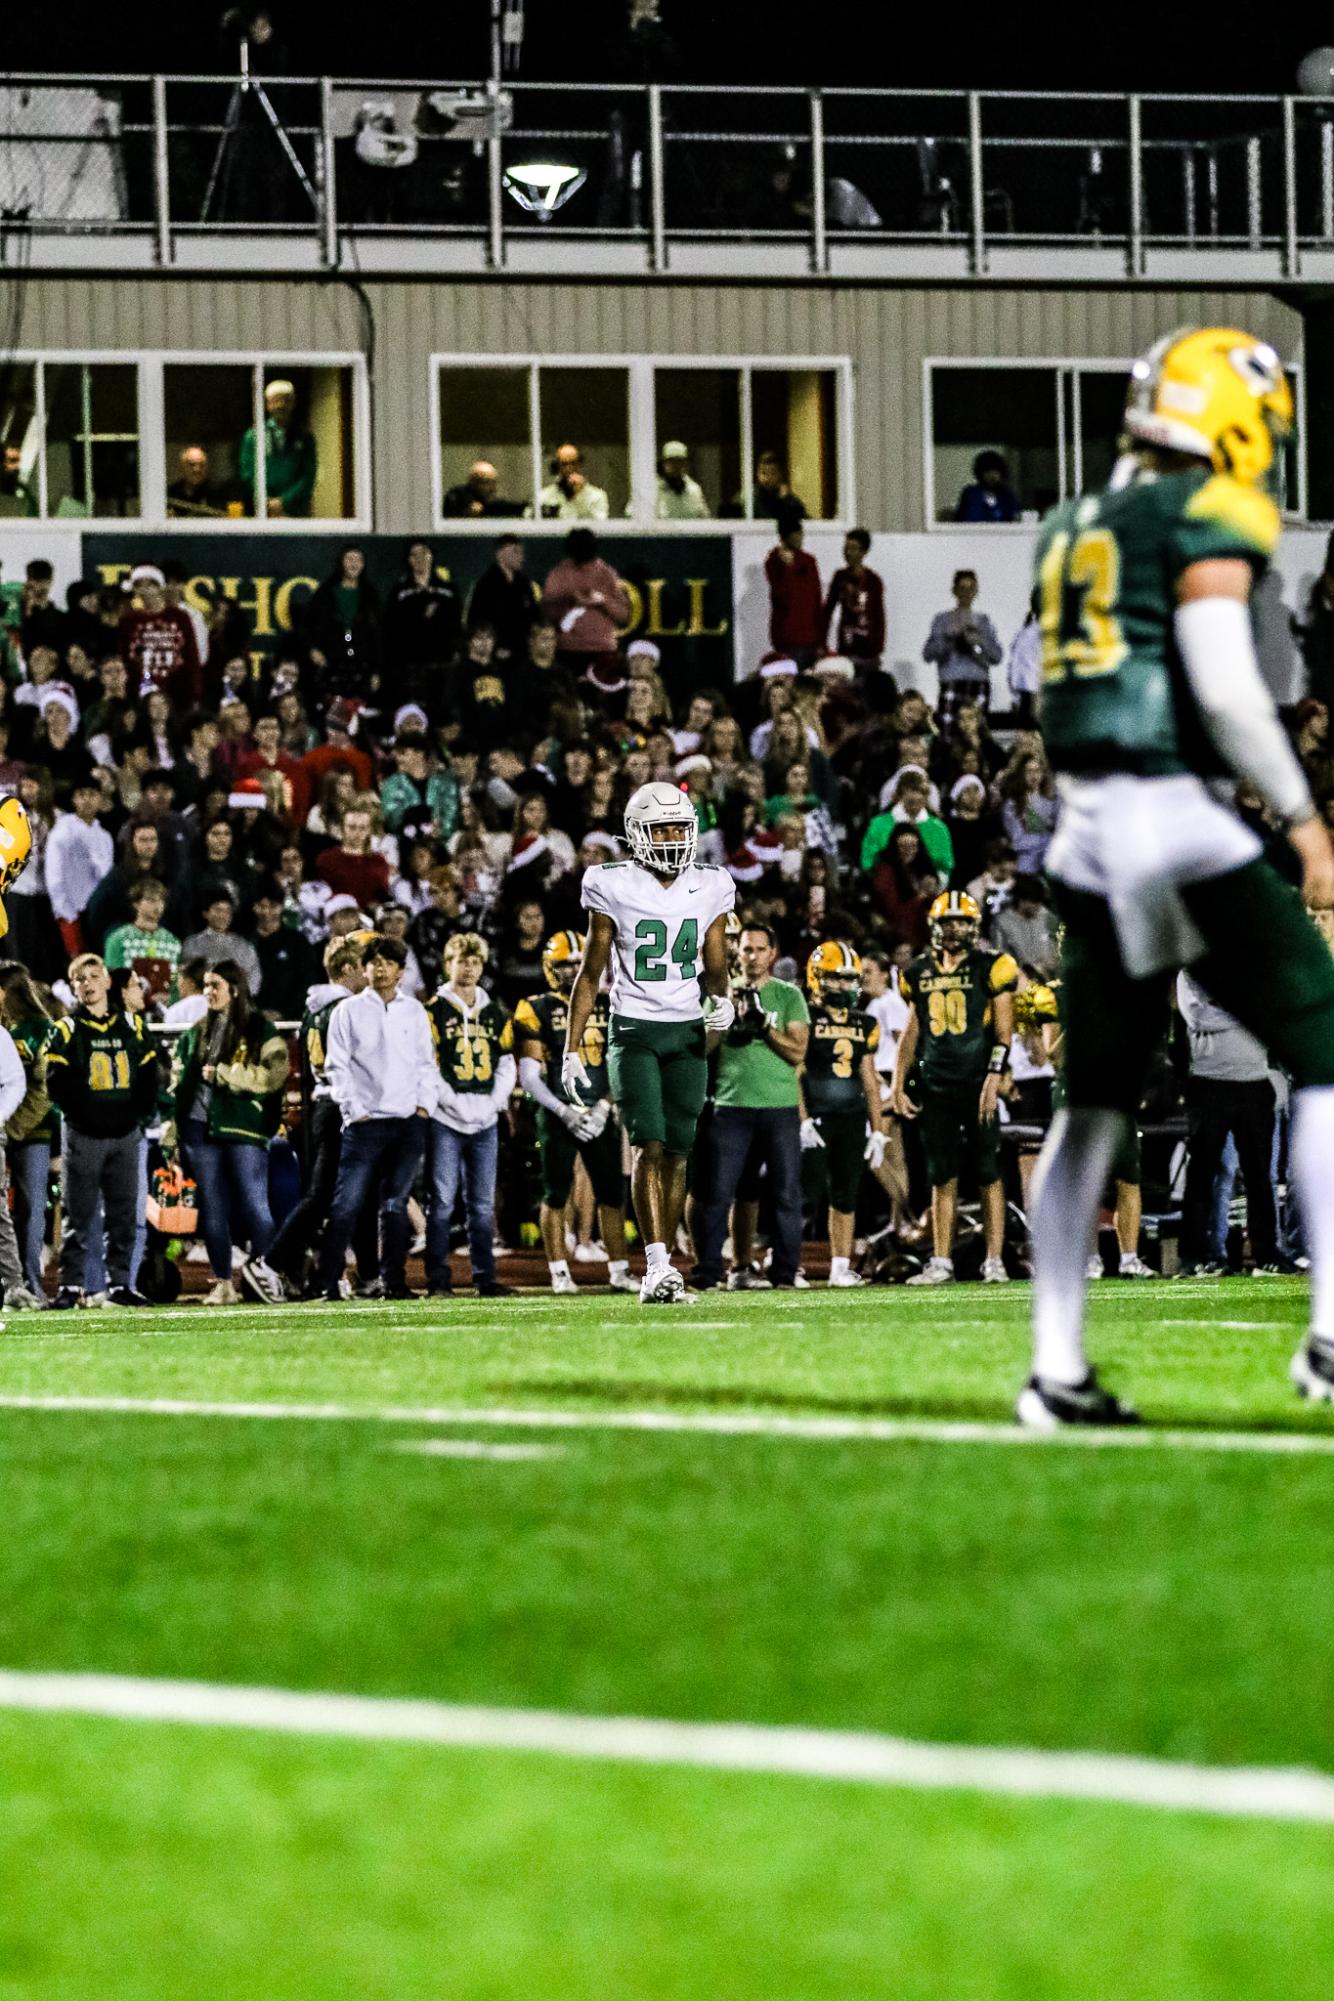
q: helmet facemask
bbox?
[932,916,978,955]
[628,813,697,875]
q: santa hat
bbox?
[626,638,661,664]
[128,563,165,589]
[813,654,855,681]
[581,830,619,855]
[950,773,987,801]
[506,832,551,873]
[36,681,79,727]
[759,656,798,680]
[325,697,361,736]
[325,892,365,919]
[394,702,430,735]
[228,777,267,812]
[674,753,712,780]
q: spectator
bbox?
[442,459,522,518]
[381,729,459,842]
[540,530,630,669]
[1177,971,1283,1276]
[240,378,316,518]
[868,825,937,949]
[765,509,823,667]
[45,771,114,956]
[822,528,886,675]
[517,618,564,715]
[385,540,462,705]
[119,564,203,707]
[303,547,381,708]
[424,932,517,1298]
[408,863,464,989]
[656,441,710,520]
[998,750,1058,874]
[317,802,392,910]
[300,698,374,797]
[446,623,517,752]
[861,770,954,880]
[182,891,263,997]
[956,449,1022,524]
[923,571,1003,726]
[162,957,209,1032]
[167,444,227,518]
[536,443,610,522]
[691,921,810,1290]
[944,773,1000,889]
[104,878,182,1005]
[171,960,287,1306]
[993,874,1061,979]
[1,963,56,1305]
[46,952,157,1309]
[1007,606,1042,726]
[732,449,806,522]
[314,934,439,1302]
[248,878,316,1020]
[464,535,538,665]
[237,712,311,827]
[20,560,66,656]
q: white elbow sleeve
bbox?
[1173,596,1312,825]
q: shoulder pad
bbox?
[1184,474,1281,556]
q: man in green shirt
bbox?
[239,379,317,519]
[104,879,181,1007]
[692,921,809,1289]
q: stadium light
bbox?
[502,162,586,219]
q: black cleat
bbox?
[1291,1334,1334,1405]
[477,1281,514,1298]
[51,1286,82,1311]
[1015,1369,1141,1431]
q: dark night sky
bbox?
[3,1,1331,95]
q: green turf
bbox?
[2,1280,1333,1997]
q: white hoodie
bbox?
[432,983,517,1136]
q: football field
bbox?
[2,1279,1334,1999]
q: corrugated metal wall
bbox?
[12,279,1304,531]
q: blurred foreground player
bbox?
[1023,325,1334,1427]
[0,796,32,936]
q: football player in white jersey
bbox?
[564,781,735,1303]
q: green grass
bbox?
[1,1280,1332,1998]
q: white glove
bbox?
[703,993,735,1033]
[561,1050,591,1103]
[567,1108,601,1142]
[800,1117,826,1151]
[581,1098,612,1139]
[864,1129,888,1170]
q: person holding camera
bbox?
[692,921,810,1290]
[922,570,1002,730]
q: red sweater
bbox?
[823,564,886,664]
[317,846,391,908]
[765,547,824,653]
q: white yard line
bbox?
[390,1440,567,1462]
[0,1669,1330,1825]
[0,1392,1331,1455]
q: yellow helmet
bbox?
[542,929,585,992]
[0,795,32,896]
[1014,982,1060,1034]
[928,890,981,954]
[806,939,862,1003]
[1124,326,1292,489]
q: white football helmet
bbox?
[624,780,698,876]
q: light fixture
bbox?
[502,162,586,220]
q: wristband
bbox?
[987,1043,1009,1075]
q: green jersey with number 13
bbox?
[581,860,735,1023]
[1035,464,1280,781]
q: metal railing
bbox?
[4,75,1334,274]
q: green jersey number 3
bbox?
[1038,524,1129,684]
[633,917,699,983]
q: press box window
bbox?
[0,364,39,519]
[163,361,357,521]
[930,365,1057,523]
[748,367,840,521]
[537,366,630,520]
[438,365,532,517]
[652,368,740,520]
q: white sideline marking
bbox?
[391,1439,566,1462]
[0,1669,1331,1825]
[0,1392,1332,1455]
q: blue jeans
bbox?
[9,1140,51,1294]
[693,1105,803,1286]
[316,1115,425,1292]
[425,1121,498,1290]
[181,1121,275,1281]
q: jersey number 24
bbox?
[633,917,699,983]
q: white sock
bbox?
[830,1255,849,1279]
[1292,1086,1334,1339]
[645,1241,669,1271]
[1030,1108,1124,1385]
[549,1258,570,1280]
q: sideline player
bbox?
[0,795,32,937]
[1022,324,1334,1427]
[800,942,886,1288]
[565,781,735,1304]
[514,930,635,1295]
[892,891,1017,1285]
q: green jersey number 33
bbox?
[633,917,699,983]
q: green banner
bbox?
[83,533,735,695]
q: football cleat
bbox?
[3,1285,45,1311]
[981,1257,1009,1284]
[607,1264,638,1293]
[1086,1254,1105,1281]
[550,1269,578,1294]
[726,1267,771,1291]
[1117,1254,1156,1279]
[107,1286,152,1309]
[907,1257,954,1287]
[640,1264,690,1305]
[1015,1370,1142,1431]
[827,1268,866,1288]
[1290,1335,1334,1405]
[51,1286,82,1311]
